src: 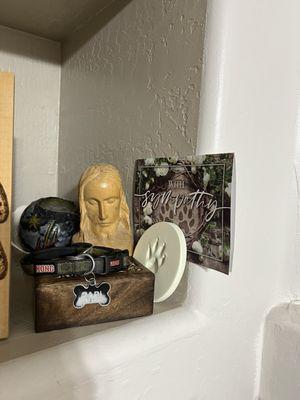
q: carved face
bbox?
[84,177,121,227]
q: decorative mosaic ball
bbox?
[19,197,80,252]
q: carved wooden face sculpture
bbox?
[84,176,121,229]
[73,164,133,254]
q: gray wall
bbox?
[58,0,207,200]
[0,26,61,208]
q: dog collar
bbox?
[21,243,130,276]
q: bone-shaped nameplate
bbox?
[73,282,111,309]
[0,182,9,224]
[0,241,8,280]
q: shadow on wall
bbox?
[0,0,133,63]
[0,25,60,65]
[62,0,134,62]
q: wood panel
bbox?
[0,72,14,339]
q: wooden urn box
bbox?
[35,258,154,332]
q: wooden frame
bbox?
[0,72,14,339]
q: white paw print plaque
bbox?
[133,222,186,302]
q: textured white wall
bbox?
[58,0,206,199]
[195,0,300,399]
[0,25,61,208]
[260,303,300,400]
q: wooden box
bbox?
[35,259,154,332]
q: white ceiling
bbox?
[0,0,116,41]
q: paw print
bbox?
[145,237,166,273]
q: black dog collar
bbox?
[21,243,130,276]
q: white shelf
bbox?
[0,250,183,363]
[0,251,129,362]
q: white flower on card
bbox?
[145,158,155,166]
[168,155,179,164]
[203,167,210,189]
[225,183,231,197]
[192,240,203,254]
[136,228,145,238]
[218,245,223,258]
[143,215,153,225]
[143,202,153,216]
[155,162,169,177]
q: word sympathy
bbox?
[137,189,219,222]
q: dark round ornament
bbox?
[19,197,80,252]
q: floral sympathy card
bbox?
[133,153,234,274]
